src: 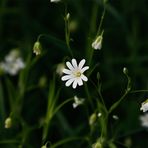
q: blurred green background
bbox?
[0,0,148,147]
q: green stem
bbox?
[52,98,73,116]
[130,90,148,93]
[51,137,88,148]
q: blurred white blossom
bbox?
[61,59,89,89]
[98,112,102,117]
[140,99,148,112]
[140,113,148,128]
[72,96,84,108]
[112,115,119,120]
[0,49,25,75]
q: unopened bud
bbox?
[92,35,103,50]
[33,41,42,55]
[66,13,70,20]
[123,67,128,75]
[5,117,12,128]
[89,113,97,125]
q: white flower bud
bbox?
[92,35,103,50]
[33,41,42,55]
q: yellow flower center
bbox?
[74,71,81,77]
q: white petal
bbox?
[81,66,89,73]
[77,78,83,86]
[72,79,78,89]
[66,61,74,70]
[72,59,77,68]
[63,69,72,74]
[78,59,85,69]
[61,75,71,81]
[73,103,78,108]
[65,78,75,87]
[81,74,88,81]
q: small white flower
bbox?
[61,59,89,89]
[50,0,61,2]
[140,113,148,128]
[0,49,25,75]
[92,35,103,50]
[140,99,148,112]
[72,96,84,108]
[5,117,12,128]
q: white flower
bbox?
[140,113,148,128]
[50,0,61,2]
[92,35,103,50]
[61,59,89,89]
[5,117,12,128]
[140,99,148,112]
[72,96,84,108]
[0,49,25,75]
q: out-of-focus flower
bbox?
[56,63,65,76]
[72,96,84,108]
[0,49,25,75]
[33,41,42,55]
[89,113,97,126]
[140,113,148,128]
[50,0,61,2]
[112,115,119,120]
[92,35,103,50]
[140,99,148,112]
[61,59,89,89]
[4,117,12,128]
[98,112,102,117]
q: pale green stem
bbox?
[51,137,89,148]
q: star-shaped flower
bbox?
[61,59,89,89]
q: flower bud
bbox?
[89,113,97,125]
[4,117,12,128]
[92,35,103,50]
[123,67,128,75]
[33,41,42,55]
[66,13,70,20]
